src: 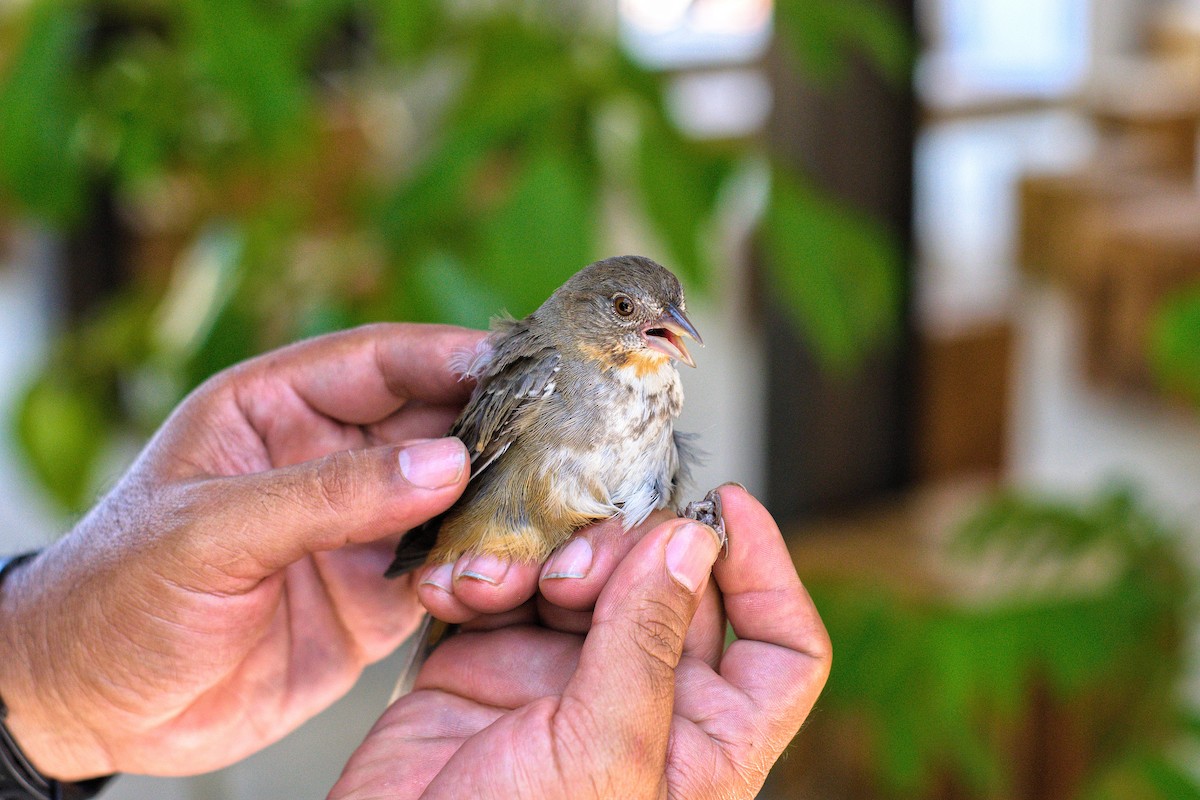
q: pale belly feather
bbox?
[547,361,684,529]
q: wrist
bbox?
[0,548,115,781]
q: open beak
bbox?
[642,304,703,368]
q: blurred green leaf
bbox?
[379,127,491,251]
[1151,286,1200,407]
[955,484,1173,565]
[0,3,87,224]
[13,375,110,512]
[476,148,596,317]
[178,0,312,154]
[412,251,500,329]
[634,111,730,287]
[1182,708,1200,741]
[368,0,443,62]
[182,298,260,391]
[89,35,191,185]
[451,17,578,144]
[775,0,913,87]
[296,302,356,340]
[761,169,901,369]
[1141,756,1200,800]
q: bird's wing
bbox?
[452,319,562,481]
[385,319,560,579]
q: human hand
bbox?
[0,324,498,780]
[330,485,832,799]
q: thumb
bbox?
[183,438,468,587]
[561,518,721,773]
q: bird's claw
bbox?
[683,488,727,556]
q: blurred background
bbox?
[1,0,1199,797]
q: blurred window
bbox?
[620,0,773,68]
[920,0,1091,106]
[619,0,774,139]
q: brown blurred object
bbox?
[1088,193,1200,389]
[761,481,1121,800]
[1017,166,1191,285]
[915,316,1013,480]
[1150,2,1200,72]
[1020,176,1200,391]
[1084,57,1200,177]
[1017,57,1200,393]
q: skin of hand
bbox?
[330,485,832,800]
[0,324,566,781]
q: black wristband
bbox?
[0,551,113,800]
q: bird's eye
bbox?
[613,294,636,317]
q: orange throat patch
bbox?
[579,342,671,377]
[625,348,672,377]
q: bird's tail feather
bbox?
[388,613,456,705]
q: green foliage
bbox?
[762,168,901,369]
[775,0,913,87]
[13,373,110,511]
[633,111,734,287]
[476,148,597,317]
[811,487,1199,799]
[0,0,910,510]
[11,289,156,508]
[0,4,88,224]
[1150,286,1200,408]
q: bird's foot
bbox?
[683,488,727,555]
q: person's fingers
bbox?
[174,438,470,592]
[413,557,541,623]
[450,555,541,612]
[537,572,722,648]
[235,323,485,429]
[559,516,721,777]
[413,564,477,624]
[533,598,592,634]
[457,600,539,632]
[537,508,676,612]
[416,508,677,622]
[364,402,462,446]
[711,485,832,762]
[683,579,726,669]
[413,626,581,709]
[664,665,759,796]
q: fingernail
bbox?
[399,439,466,489]
[455,554,510,585]
[420,563,454,593]
[665,522,720,593]
[542,537,593,580]
[720,481,748,493]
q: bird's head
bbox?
[540,255,703,370]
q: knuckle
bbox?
[312,450,360,515]
[628,597,689,674]
[633,618,683,670]
[643,597,689,648]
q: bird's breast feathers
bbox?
[559,358,684,526]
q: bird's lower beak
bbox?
[643,304,703,368]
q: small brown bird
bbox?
[386,254,722,578]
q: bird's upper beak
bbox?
[643,304,703,368]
